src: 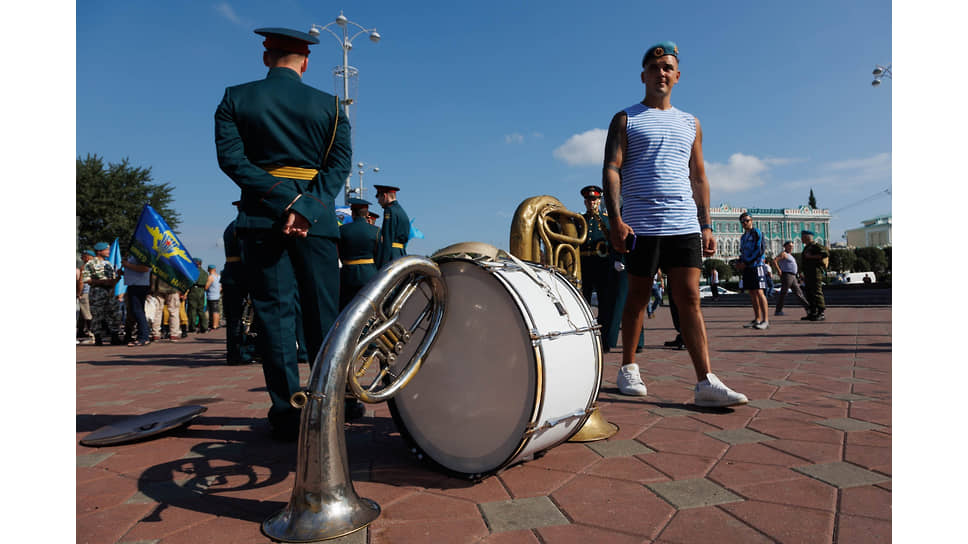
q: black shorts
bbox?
[741,265,768,290]
[625,233,702,278]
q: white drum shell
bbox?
[388,258,602,478]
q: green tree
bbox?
[854,256,871,273]
[854,246,887,274]
[76,154,180,252]
[882,246,891,271]
[703,258,732,283]
[808,188,817,209]
[828,248,856,273]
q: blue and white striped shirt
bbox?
[620,103,699,236]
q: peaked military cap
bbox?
[581,185,604,198]
[373,184,400,194]
[94,242,109,251]
[254,27,319,56]
[368,211,380,219]
[642,41,679,66]
[348,198,371,208]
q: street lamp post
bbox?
[308,12,381,204]
[352,162,379,201]
[871,64,891,87]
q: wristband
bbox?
[700,224,713,231]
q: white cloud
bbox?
[215,2,244,25]
[553,129,606,166]
[504,133,524,144]
[705,153,771,192]
[825,152,891,171]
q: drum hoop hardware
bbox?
[530,324,601,342]
[524,407,595,436]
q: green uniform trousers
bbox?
[241,230,339,431]
[804,270,826,314]
[599,255,645,351]
[187,287,207,331]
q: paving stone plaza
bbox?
[76,304,892,543]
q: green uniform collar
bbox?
[266,66,302,82]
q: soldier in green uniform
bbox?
[186,258,209,333]
[339,198,380,308]
[221,216,257,365]
[579,185,610,306]
[82,242,123,346]
[215,27,353,440]
[799,230,828,321]
[374,184,410,267]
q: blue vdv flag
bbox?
[409,218,425,240]
[109,238,127,296]
[128,204,199,292]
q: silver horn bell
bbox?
[262,256,447,542]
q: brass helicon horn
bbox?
[262,256,447,543]
[509,195,587,287]
[508,196,618,443]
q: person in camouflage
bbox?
[799,230,828,321]
[186,258,209,333]
[82,242,123,345]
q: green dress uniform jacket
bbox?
[215,66,352,434]
[376,200,410,267]
[579,210,610,302]
[339,219,380,308]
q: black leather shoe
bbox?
[809,313,826,321]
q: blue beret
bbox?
[194,257,202,264]
[83,249,96,257]
[642,41,679,66]
[94,242,109,251]
[801,230,815,236]
[348,198,371,207]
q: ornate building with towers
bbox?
[708,203,831,261]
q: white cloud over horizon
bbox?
[553,128,606,166]
[704,153,772,192]
[215,2,245,25]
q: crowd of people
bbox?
[76,248,223,346]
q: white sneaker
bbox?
[617,363,648,396]
[753,321,769,330]
[695,373,748,407]
[742,320,758,328]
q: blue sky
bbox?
[73,0,892,269]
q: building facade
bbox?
[845,215,891,248]
[709,203,832,261]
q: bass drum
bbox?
[387,257,602,479]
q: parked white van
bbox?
[834,272,876,285]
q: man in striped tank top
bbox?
[602,41,747,407]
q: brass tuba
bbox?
[509,195,587,287]
[262,256,447,542]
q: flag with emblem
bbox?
[128,204,199,291]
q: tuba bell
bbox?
[262,256,447,542]
[509,195,587,287]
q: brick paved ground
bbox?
[75,304,891,543]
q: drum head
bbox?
[80,405,207,447]
[389,260,537,477]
